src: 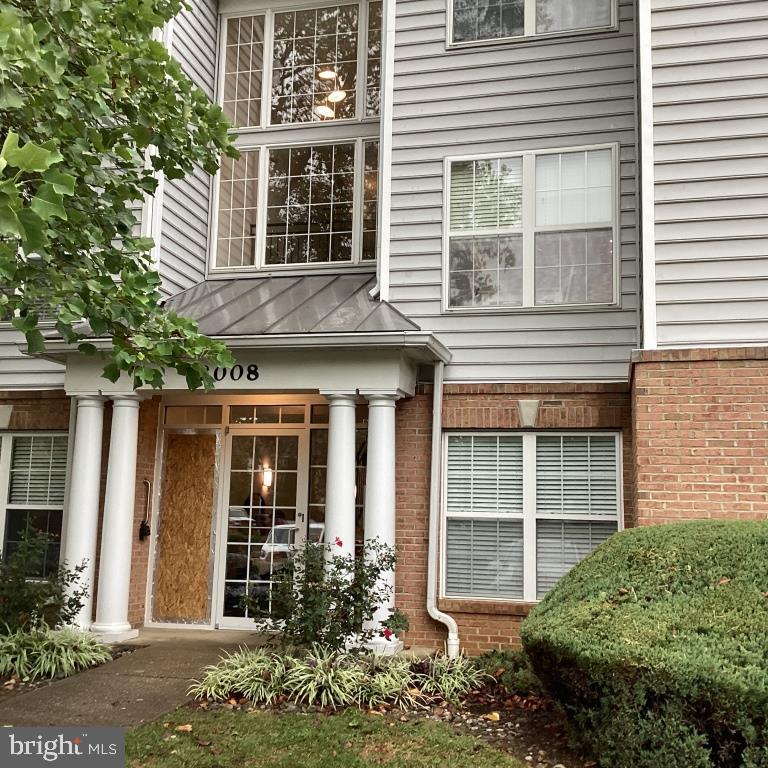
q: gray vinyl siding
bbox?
[0,330,64,389]
[387,0,640,382]
[158,0,219,297]
[651,0,768,347]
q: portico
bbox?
[53,274,450,642]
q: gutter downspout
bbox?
[426,361,460,657]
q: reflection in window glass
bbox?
[365,1,382,116]
[266,143,355,264]
[536,0,611,34]
[217,151,259,268]
[449,235,523,308]
[223,15,265,128]
[362,140,379,261]
[271,4,359,125]
[452,0,524,43]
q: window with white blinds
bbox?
[0,433,68,577]
[445,146,618,311]
[443,432,620,602]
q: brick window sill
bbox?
[437,598,536,617]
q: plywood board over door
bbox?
[153,433,217,622]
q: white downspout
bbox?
[426,361,460,657]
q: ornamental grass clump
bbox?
[0,628,111,680]
[190,648,487,710]
[521,520,768,768]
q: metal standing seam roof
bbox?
[163,273,421,337]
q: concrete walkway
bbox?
[0,628,263,728]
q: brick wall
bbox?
[395,382,633,654]
[632,347,768,524]
[0,390,71,431]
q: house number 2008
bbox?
[205,364,260,382]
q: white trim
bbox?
[0,431,69,568]
[442,143,621,314]
[446,0,619,48]
[440,430,623,603]
[638,0,657,350]
[377,0,395,301]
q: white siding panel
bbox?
[159,0,218,298]
[651,0,768,347]
[388,0,640,382]
[0,330,64,390]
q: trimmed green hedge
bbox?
[521,520,768,768]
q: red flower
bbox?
[334,537,343,548]
[383,628,393,640]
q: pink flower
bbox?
[334,537,343,548]
[383,628,393,640]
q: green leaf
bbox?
[25,328,46,354]
[78,342,98,355]
[0,86,23,109]
[102,362,121,382]
[0,205,23,238]
[85,63,108,84]
[43,168,76,196]
[2,134,62,173]
[30,183,66,221]
[17,208,48,252]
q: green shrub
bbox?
[521,520,768,768]
[0,628,111,680]
[472,649,543,697]
[415,653,488,704]
[0,528,88,631]
[243,539,402,653]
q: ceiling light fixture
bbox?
[327,89,346,103]
[315,104,335,118]
[317,68,337,80]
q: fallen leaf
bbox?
[484,712,501,722]
[196,740,212,747]
[718,578,731,586]
[175,724,193,733]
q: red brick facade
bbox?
[396,382,634,654]
[632,347,768,525]
[5,346,767,653]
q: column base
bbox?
[355,635,404,656]
[91,624,139,643]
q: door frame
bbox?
[213,425,310,629]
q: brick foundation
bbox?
[396,382,634,654]
[632,347,768,525]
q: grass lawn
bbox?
[126,707,524,768]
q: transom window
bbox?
[214,0,381,270]
[443,432,621,602]
[445,146,617,310]
[450,0,614,45]
[0,433,68,577]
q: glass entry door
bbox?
[218,429,309,626]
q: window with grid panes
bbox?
[0,434,68,577]
[450,0,614,45]
[443,433,620,602]
[446,146,617,309]
[215,0,382,269]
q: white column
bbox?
[91,395,141,641]
[363,394,400,652]
[323,393,357,560]
[62,396,105,630]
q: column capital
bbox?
[109,393,143,408]
[321,391,358,403]
[74,394,106,408]
[359,389,406,402]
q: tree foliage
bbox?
[0,0,237,388]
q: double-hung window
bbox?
[450,0,615,45]
[214,0,381,270]
[0,433,68,577]
[443,432,621,602]
[445,146,618,310]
